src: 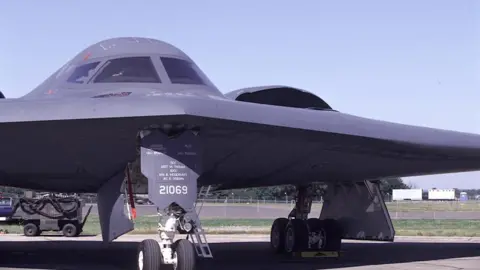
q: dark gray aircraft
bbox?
[2,37,480,270]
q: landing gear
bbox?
[137,128,212,270]
[152,204,210,270]
[137,239,162,270]
[270,217,288,253]
[132,203,206,270]
[173,239,197,270]
[269,185,344,256]
[271,217,342,254]
[307,218,342,251]
[284,219,309,253]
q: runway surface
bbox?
[2,234,480,270]
[84,204,480,220]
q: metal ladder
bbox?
[188,185,213,258]
[195,185,212,213]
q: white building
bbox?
[427,188,456,201]
[392,189,423,201]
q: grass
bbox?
[3,216,480,237]
[200,201,480,212]
[385,201,480,212]
[393,219,480,237]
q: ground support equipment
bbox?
[11,194,92,237]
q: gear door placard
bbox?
[140,130,202,211]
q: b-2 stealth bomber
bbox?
[2,37,480,270]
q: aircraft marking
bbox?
[92,92,131,98]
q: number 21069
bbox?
[159,185,188,195]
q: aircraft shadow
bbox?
[1,240,480,270]
[39,233,98,238]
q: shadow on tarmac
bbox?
[1,240,480,270]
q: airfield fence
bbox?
[189,198,480,220]
[194,198,480,211]
[78,197,480,221]
[80,195,480,212]
[80,195,480,219]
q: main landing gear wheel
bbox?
[137,239,161,270]
[307,218,342,251]
[284,219,309,253]
[307,218,326,250]
[270,217,289,253]
[173,239,197,270]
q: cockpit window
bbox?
[160,57,206,85]
[93,57,161,83]
[66,62,100,84]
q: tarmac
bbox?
[2,234,480,269]
[84,204,480,220]
[3,203,477,269]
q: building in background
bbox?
[427,188,456,201]
[392,189,423,201]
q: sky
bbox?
[0,1,479,189]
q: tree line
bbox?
[4,177,477,201]
[207,177,412,200]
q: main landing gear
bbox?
[270,185,343,256]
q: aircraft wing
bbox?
[0,93,479,192]
[2,36,479,192]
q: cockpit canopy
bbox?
[24,37,224,99]
[62,56,211,86]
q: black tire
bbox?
[174,239,196,270]
[307,218,322,232]
[284,219,309,253]
[137,239,161,270]
[62,223,78,237]
[35,225,42,236]
[270,217,289,254]
[322,218,343,251]
[23,223,38,237]
[306,218,326,250]
[307,218,343,251]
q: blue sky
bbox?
[0,1,479,189]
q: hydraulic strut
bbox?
[125,163,137,220]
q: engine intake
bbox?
[225,85,334,111]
